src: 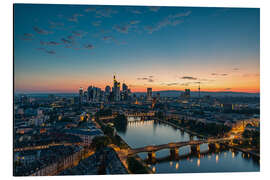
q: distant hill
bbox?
[134,90,260,97]
[15,90,259,98]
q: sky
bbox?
[14,4,260,93]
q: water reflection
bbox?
[118,117,260,173]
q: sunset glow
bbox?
[14,5,260,93]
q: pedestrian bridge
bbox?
[128,137,239,157]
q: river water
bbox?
[117,118,259,173]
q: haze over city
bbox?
[14,4,260,93]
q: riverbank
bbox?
[94,118,153,174]
[155,118,260,159]
[154,118,207,139]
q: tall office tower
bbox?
[113,74,121,101]
[122,83,128,92]
[147,88,152,101]
[184,89,191,98]
[79,87,83,104]
[198,82,201,99]
[87,86,93,102]
[105,85,111,96]
[122,83,128,101]
[92,87,101,102]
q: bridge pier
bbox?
[190,145,200,154]
[148,151,156,159]
[170,147,179,157]
[147,151,156,164]
[189,134,194,141]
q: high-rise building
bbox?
[122,83,128,92]
[184,89,191,98]
[105,86,111,96]
[147,88,152,101]
[87,86,93,102]
[79,87,83,104]
[112,74,121,101]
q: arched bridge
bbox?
[128,137,239,157]
[124,111,155,118]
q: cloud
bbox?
[233,68,239,71]
[49,21,64,29]
[40,40,60,46]
[166,82,179,86]
[113,24,131,34]
[45,50,56,54]
[68,14,84,22]
[20,33,34,41]
[242,73,260,77]
[72,30,88,38]
[95,8,117,18]
[61,38,73,44]
[224,88,231,90]
[181,76,198,80]
[33,26,52,35]
[130,9,142,14]
[137,76,154,83]
[145,18,183,34]
[102,36,113,41]
[92,20,102,27]
[84,7,97,12]
[149,7,160,12]
[130,20,140,25]
[211,73,228,76]
[168,11,192,19]
[113,20,140,34]
[24,33,34,37]
[145,11,191,34]
[85,44,94,49]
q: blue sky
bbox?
[14,4,260,93]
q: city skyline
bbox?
[14,4,260,93]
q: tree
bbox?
[91,136,111,151]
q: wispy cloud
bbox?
[149,7,160,12]
[84,7,97,12]
[68,14,84,22]
[113,24,131,34]
[95,8,118,18]
[20,33,34,41]
[145,11,191,34]
[40,40,60,46]
[137,76,155,83]
[61,38,73,44]
[113,20,140,34]
[84,44,94,50]
[211,73,228,76]
[181,76,198,80]
[49,21,64,29]
[45,50,56,54]
[72,30,88,38]
[33,26,52,35]
[92,20,102,27]
[130,20,140,25]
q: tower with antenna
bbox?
[198,82,201,99]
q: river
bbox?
[116,118,259,173]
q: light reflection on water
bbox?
[117,118,260,173]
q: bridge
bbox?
[124,111,155,118]
[128,137,239,159]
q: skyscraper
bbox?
[79,87,83,104]
[147,88,152,101]
[113,74,120,101]
[105,86,111,96]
